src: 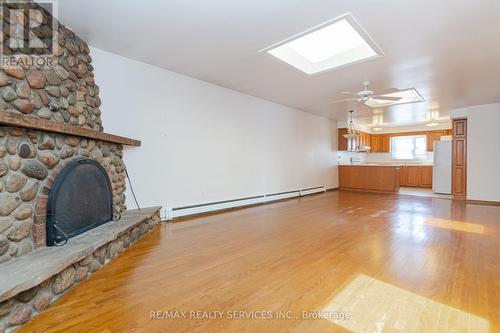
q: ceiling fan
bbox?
[330,81,402,106]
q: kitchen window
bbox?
[391,135,427,160]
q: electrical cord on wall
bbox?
[125,167,141,211]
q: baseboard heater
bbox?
[164,186,326,220]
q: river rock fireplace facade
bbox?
[0,128,127,256]
[0,1,161,331]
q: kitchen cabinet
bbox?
[338,128,348,151]
[339,128,451,153]
[406,166,421,186]
[358,132,371,150]
[399,165,433,188]
[427,132,443,151]
[370,135,381,152]
[337,129,371,151]
[399,165,407,186]
[427,130,452,151]
[380,135,391,152]
[371,134,390,153]
[421,166,433,187]
[339,165,400,193]
[348,134,357,152]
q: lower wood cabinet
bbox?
[421,166,433,187]
[399,165,433,188]
[406,166,421,186]
[399,165,407,186]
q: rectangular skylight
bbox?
[262,14,382,75]
[364,88,425,108]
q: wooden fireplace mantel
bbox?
[0,110,141,146]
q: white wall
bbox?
[90,47,338,213]
[451,103,500,202]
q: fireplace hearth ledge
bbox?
[0,206,161,303]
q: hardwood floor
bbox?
[19,191,500,332]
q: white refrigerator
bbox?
[433,141,452,194]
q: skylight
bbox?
[364,88,425,108]
[262,14,382,75]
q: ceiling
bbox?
[57,0,500,127]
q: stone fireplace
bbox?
[0,127,128,256]
[0,2,160,331]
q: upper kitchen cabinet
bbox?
[370,135,381,152]
[426,130,452,151]
[337,128,371,152]
[369,134,390,153]
[339,128,451,153]
[338,128,348,151]
[358,132,371,150]
[380,135,391,152]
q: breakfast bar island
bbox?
[339,164,401,193]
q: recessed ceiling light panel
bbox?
[261,13,383,75]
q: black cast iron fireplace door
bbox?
[46,159,113,246]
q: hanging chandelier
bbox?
[343,110,359,140]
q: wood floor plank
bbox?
[18,191,500,333]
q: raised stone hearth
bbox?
[0,1,160,332]
[0,207,161,332]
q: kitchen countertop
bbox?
[339,163,433,167]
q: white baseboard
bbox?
[165,186,326,221]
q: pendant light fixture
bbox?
[343,110,359,140]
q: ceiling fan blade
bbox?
[340,91,353,95]
[370,95,402,101]
[329,98,358,105]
